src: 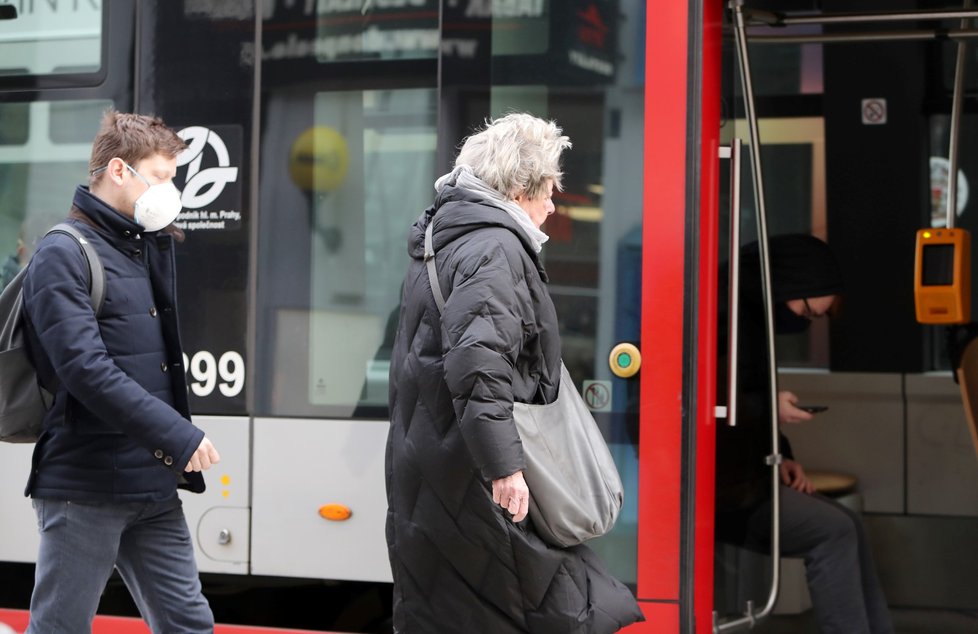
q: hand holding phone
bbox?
[797,405,828,414]
[778,391,826,423]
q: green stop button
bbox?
[609,343,641,378]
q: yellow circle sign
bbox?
[289,126,349,192]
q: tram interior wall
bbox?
[781,370,978,610]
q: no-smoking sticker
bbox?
[583,380,612,413]
[862,98,887,125]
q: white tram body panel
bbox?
[250,418,392,583]
[0,415,392,582]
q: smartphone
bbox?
[797,404,828,414]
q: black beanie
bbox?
[767,234,844,302]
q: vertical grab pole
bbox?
[947,0,971,229]
[716,1,782,631]
[723,138,743,429]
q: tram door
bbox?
[713,5,836,631]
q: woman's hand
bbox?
[780,459,815,494]
[492,470,530,522]
[778,390,814,425]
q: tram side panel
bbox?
[250,418,392,583]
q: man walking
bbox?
[20,110,220,633]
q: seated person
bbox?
[716,234,893,634]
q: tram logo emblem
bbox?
[176,126,240,209]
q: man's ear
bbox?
[105,157,128,186]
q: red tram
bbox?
[1,2,977,633]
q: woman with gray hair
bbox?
[386,113,642,633]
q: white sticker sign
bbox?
[861,98,887,125]
[582,380,612,413]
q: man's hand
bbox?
[778,390,815,425]
[185,437,221,473]
[780,458,815,494]
[492,470,530,522]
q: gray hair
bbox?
[454,113,572,201]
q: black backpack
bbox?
[0,223,105,442]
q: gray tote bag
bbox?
[513,362,623,547]
[424,222,624,548]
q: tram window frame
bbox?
[0,3,109,90]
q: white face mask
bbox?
[125,163,182,232]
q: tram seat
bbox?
[714,472,863,618]
[953,334,978,461]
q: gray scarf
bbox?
[434,165,549,253]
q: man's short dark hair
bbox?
[88,110,187,187]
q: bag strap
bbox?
[47,223,105,316]
[424,221,446,315]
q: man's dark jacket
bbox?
[387,185,642,633]
[21,185,204,501]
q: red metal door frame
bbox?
[629,1,721,632]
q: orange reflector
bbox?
[318,504,352,521]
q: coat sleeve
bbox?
[22,235,203,473]
[440,238,528,482]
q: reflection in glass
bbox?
[0,4,101,76]
[315,1,439,63]
[484,0,644,582]
[0,100,108,293]
[309,90,436,413]
[259,88,436,418]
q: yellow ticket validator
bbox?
[915,228,971,324]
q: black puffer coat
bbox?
[387,185,643,634]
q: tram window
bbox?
[0,99,108,294]
[256,88,437,418]
[725,13,823,99]
[727,118,829,368]
[49,101,109,144]
[0,102,28,145]
[491,6,548,56]
[0,1,102,77]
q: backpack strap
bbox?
[424,221,446,315]
[46,223,105,316]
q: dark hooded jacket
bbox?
[21,186,204,502]
[387,184,643,633]
[716,235,843,538]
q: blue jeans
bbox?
[26,496,214,634]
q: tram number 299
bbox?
[181,351,245,398]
